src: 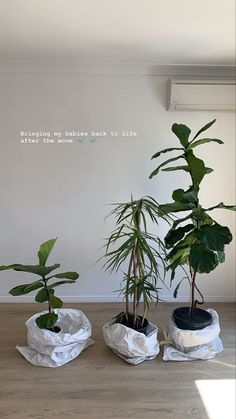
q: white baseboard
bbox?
[0,295,235,303]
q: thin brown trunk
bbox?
[190,269,197,316]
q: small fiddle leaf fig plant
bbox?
[149,119,235,325]
[0,238,79,331]
[101,196,168,333]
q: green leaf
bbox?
[173,280,185,298]
[11,264,60,277]
[149,155,184,179]
[9,280,43,296]
[192,119,216,141]
[50,295,63,309]
[165,224,194,248]
[38,238,57,266]
[48,280,77,288]
[162,165,190,173]
[35,312,58,329]
[172,188,197,204]
[172,189,185,201]
[187,138,223,150]
[151,147,183,159]
[172,123,191,147]
[158,202,195,216]
[50,272,79,280]
[189,243,218,273]
[186,150,207,186]
[195,224,232,251]
[0,265,16,271]
[35,287,54,303]
[191,207,214,226]
[205,202,236,212]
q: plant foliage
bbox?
[0,238,79,330]
[149,119,235,312]
[101,196,167,330]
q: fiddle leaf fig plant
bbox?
[101,196,168,332]
[149,119,235,315]
[0,238,79,331]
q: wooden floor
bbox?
[0,302,235,419]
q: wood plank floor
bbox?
[0,302,235,419]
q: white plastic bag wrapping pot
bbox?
[103,321,159,365]
[163,308,223,361]
[16,309,94,367]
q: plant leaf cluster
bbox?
[149,119,235,305]
[0,238,79,330]
[102,196,167,329]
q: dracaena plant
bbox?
[149,119,235,314]
[0,238,79,330]
[102,196,168,330]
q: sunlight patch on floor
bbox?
[195,379,235,419]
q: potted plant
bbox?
[101,196,168,363]
[149,119,235,330]
[0,238,93,367]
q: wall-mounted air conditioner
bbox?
[167,78,236,111]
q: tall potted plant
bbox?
[101,196,168,364]
[102,196,167,334]
[149,119,235,330]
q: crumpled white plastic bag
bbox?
[163,308,223,361]
[103,321,159,365]
[16,309,94,367]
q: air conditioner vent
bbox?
[167,78,236,111]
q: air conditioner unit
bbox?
[167,78,236,111]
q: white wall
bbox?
[0,69,235,302]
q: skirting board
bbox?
[0,295,235,303]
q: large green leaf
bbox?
[38,238,57,266]
[165,224,194,248]
[50,272,79,280]
[151,147,183,159]
[149,155,184,179]
[158,202,195,216]
[195,224,232,251]
[35,287,54,303]
[187,138,223,150]
[189,243,218,273]
[12,264,60,277]
[50,295,63,309]
[9,280,43,296]
[172,123,191,147]
[192,119,216,141]
[172,188,197,204]
[186,150,207,186]
[35,312,58,329]
[168,245,190,265]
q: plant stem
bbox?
[190,269,197,317]
[43,277,51,314]
[126,252,133,319]
[132,245,138,328]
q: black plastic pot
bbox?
[172,307,213,330]
[47,326,61,333]
[121,314,149,335]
